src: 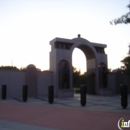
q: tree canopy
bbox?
[110,2,130,25]
[121,56,130,74]
[72,67,87,88]
[0,66,19,71]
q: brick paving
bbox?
[0,94,130,130]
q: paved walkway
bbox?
[0,94,130,130]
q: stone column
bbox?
[25,64,37,97]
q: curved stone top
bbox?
[72,34,89,42]
[72,36,106,48]
[72,37,90,43]
[50,36,107,49]
[26,64,36,69]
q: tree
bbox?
[72,67,81,88]
[120,45,130,74]
[121,56,130,74]
[110,2,130,25]
[79,72,87,85]
[72,67,87,88]
[0,66,19,71]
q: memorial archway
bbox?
[70,37,97,94]
[49,35,107,97]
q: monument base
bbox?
[57,89,74,98]
[97,88,114,96]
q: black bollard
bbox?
[120,84,128,109]
[23,85,28,102]
[2,85,6,100]
[48,85,54,104]
[80,85,86,106]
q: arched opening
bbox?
[72,44,96,94]
[72,48,86,90]
[72,48,86,73]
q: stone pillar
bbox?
[25,64,37,97]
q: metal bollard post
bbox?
[80,85,87,106]
[48,85,54,104]
[120,84,128,109]
[23,85,28,102]
[2,85,6,100]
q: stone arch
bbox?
[70,38,98,94]
[71,37,98,72]
[49,36,107,97]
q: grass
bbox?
[73,87,80,91]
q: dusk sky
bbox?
[0,0,130,73]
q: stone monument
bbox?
[49,35,108,97]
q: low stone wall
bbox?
[0,71,25,98]
[37,71,53,97]
[0,69,129,99]
[107,73,130,94]
[0,70,53,99]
